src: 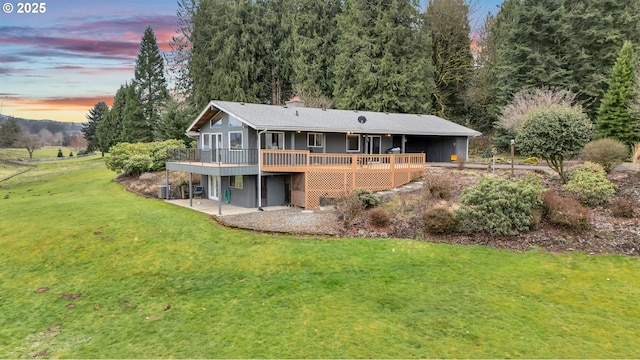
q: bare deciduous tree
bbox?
[499,87,579,133]
[18,132,41,161]
[69,133,88,153]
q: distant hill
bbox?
[0,114,83,135]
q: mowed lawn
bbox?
[1,157,639,358]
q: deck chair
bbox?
[193,185,204,198]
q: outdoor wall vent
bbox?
[357,116,367,124]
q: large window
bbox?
[346,134,360,152]
[211,119,222,128]
[228,115,242,127]
[229,175,243,189]
[264,132,284,149]
[307,133,323,148]
[229,131,243,150]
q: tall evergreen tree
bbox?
[134,26,170,137]
[82,102,108,152]
[596,41,640,147]
[332,0,434,113]
[189,0,266,110]
[565,0,640,118]
[155,98,195,143]
[494,0,575,107]
[97,85,127,154]
[122,83,151,143]
[0,117,22,147]
[290,0,341,100]
[426,0,474,123]
[258,0,294,105]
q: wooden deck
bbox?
[261,150,425,172]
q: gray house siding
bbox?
[405,135,468,162]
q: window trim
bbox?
[228,131,243,150]
[307,132,324,148]
[346,134,360,152]
[229,175,243,189]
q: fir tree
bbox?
[290,0,341,99]
[155,98,195,143]
[122,83,151,143]
[596,41,640,147]
[426,0,474,123]
[97,85,127,154]
[0,117,22,147]
[134,26,169,137]
[332,0,434,113]
[81,101,108,152]
[189,0,266,110]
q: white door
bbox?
[208,175,219,200]
[210,133,223,162]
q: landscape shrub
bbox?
[562,162,616,206]
[542,191,591,231]
[122,155,153,177]
[353,188,380,209]
[422,207,458,235]
[105,140,186,175]
[335,192,365,227]
[369,208,391,227]
[423,171,453,200]
[455,174,543,235]
[610,198,636,218]
[581,138,629,173]
[523,157,539,165]
[57,149,63,157]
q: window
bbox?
[229,175,243,189]
[202,133,210,149]
[211,119,222,128]
[264,132,284,149]
[346,134,360,152]
[229,131,243,150]
[307,133,323,148]
[228,115,242,127]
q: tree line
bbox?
[83,0,640,155]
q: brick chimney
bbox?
[285,95,305,108]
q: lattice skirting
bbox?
[294,169,423,208]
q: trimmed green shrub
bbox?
[369,208,391,227]
[122,155,154,177]
[104,140,186,175]
[455,174,543,235]
[562,162,616,206]
[353,188,380,209]
[542,191,591,231]
[610,198,636,218]
[422,207,458,235]
[57,149,63,157]
[581,138,629,173]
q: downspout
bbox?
[257,128,268,210]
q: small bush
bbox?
[353,188,380,209]
[610,198,636,218]
[122,155,153,177]
[542,191,591,231]
[523,157,539,165]
[57,149,63,157]
[423,171,453,200]
[563,162,616,206]
[69,151,74,157]
[581,138,629,173]
[455,173,543,235]
[369,208,391,227]
[335,192,365,227]
[422,207,458,234]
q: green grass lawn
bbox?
[1,157,639,358]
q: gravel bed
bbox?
[215,208,339,235]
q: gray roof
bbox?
[188,100,481,137]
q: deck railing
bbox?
[260,150,425,172]
[167,148,259,165]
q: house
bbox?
[165,100,481,212]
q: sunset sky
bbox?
[0,0,502,123]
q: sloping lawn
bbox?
[1,157,639,358]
